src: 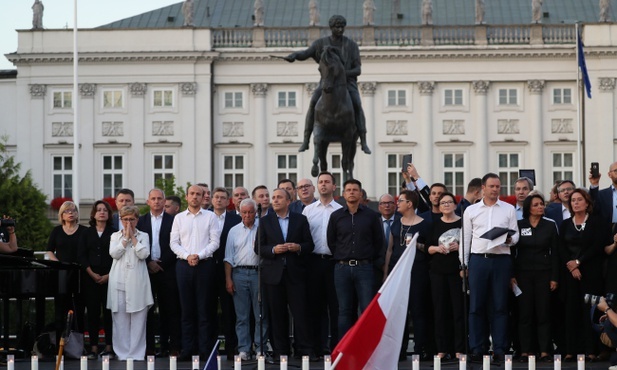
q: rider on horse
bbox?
[284,15,371,155]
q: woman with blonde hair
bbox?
[107,205,153,360]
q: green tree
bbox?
[0,136,52,250]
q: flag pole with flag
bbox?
[331,233,418,370]
[576,23,591,187]
[202,340,220,370]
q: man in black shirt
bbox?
[0,216,18,253]
[327,179,384,340]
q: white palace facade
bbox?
[2,0,617,204]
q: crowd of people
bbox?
[5,161,617,365]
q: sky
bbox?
[0,0,181,70]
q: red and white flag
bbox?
[331,233,418,370]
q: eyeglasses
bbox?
[296,184,312,190]
[379,201,395,206]
[121,218,137,222]
[63,209,77,214]
[439,200,455,205]
[558,187,575,193]
[397,199,410,204]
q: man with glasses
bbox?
[545,180,575,227]
[589,162,617,225]
[290,179,318,213]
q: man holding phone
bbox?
[589,161,617,224]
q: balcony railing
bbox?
[212,24,576,49]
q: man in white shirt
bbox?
[461,173,519,364]
[303,172,342,357]
[224,199,269,361]
[170,185,220,361]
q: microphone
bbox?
[257,203,262,217]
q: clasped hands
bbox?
[273,242,301,254]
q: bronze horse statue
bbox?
[310,46,359,181]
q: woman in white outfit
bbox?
[107,205,153,360]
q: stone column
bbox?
[359,81,377,197]
[129,83,147,193]
[418,81,435,180]
[599,78,616,157]
[79,83,96,202]
[252,83,268,186]
[472,80,490,175]
[527,80,544,190]
[27,84,47,189]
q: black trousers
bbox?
[515,269,552,353]
[146,266,181,352]
[82,276,112,347]
[210,261,238,356]
[307,255,338,355]
[430,270,465,354]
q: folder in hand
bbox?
[480,227,516,241]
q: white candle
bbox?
[8,355,15,370]
[102,356,110,370]
[577,354,585,370]
[434,355,441,370]
[529,355,536,370]
[459,354,467,370]
[302,355,309,370]
[147,355,155,370]
[324,355,332,370]
[505,354,513,370]
[56,356,65,370]
[127,358,134,370]
[280,355,288,370]
[258,355,265,370]
[483,355,490,370]
[31,355,38,370]
[192,355,199,370]
[554,355,561,370]
[169,356,177,370]
[217,356,222,370]
[234,355,242,370]
[80,355,87,370]
[412,354,420,370]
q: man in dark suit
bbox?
[112,188,135,230]
[256,188,316,360]
[137,188,181,357]
[210,187,242,360]
[589,161,617,224]
[544,180,575,227]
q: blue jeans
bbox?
[232,268,269,354]
[334,263,376,340]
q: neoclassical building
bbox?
[1,0,617,204]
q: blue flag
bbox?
[203,340,220,370]
[577,29,592,99]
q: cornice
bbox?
[7,52,219,65]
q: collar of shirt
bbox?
[276,211,290,220]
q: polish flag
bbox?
[331,233,418,370]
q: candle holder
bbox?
[235,355,242,370]
[102,355,110,370]
[302,355,310,370]
[412,354,420,370]
[8,355,15,370]
[31,355,39,370]
[577,354,585,370]
[80,355,87,370]
[483,355,490,370]
[324,355,332,370]
[126,358,134,370]
[258,354,266,370]
[529,355,536,370]
[280,355,288,370]
[434,355,441,370]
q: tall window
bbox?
[224,92,243,108]
[153,89,174,108]
[223,155,245,191]
[387,154,406,196]
[329,154,343,198]
[53,91,72,109]
[444,89,463,106]
[102,155,123,198]
[153,154,174,184]
[277,91,297,108]
[103,90,123,108]
[387,90,406,106]
[498,89,518,105]
[498,153,519,195]
[553,88,572,104]
[52,155,73,198]
[552,152,574,183]
[443,153,465,195]
[276,154,298,183]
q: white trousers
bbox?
[112,290,148,361]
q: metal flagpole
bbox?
[72,0,80,209]
[575,22,583,187]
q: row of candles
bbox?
[5,353,589,370]
[5,354,335,370]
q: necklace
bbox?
[573,214,588,232]
[400,221,413,247]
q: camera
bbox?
[585,293,615,309]
[0,218,15,227]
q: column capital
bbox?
[79,83,97,98]
[527,80,545,94]
[599,77,616,92]
[251,83,268,96]
[359,82,378,96]
[129,83,148,96]
[29,84,47,98]
[472,80,490,95]
[418,81,435,95]
[180,82,198,96]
